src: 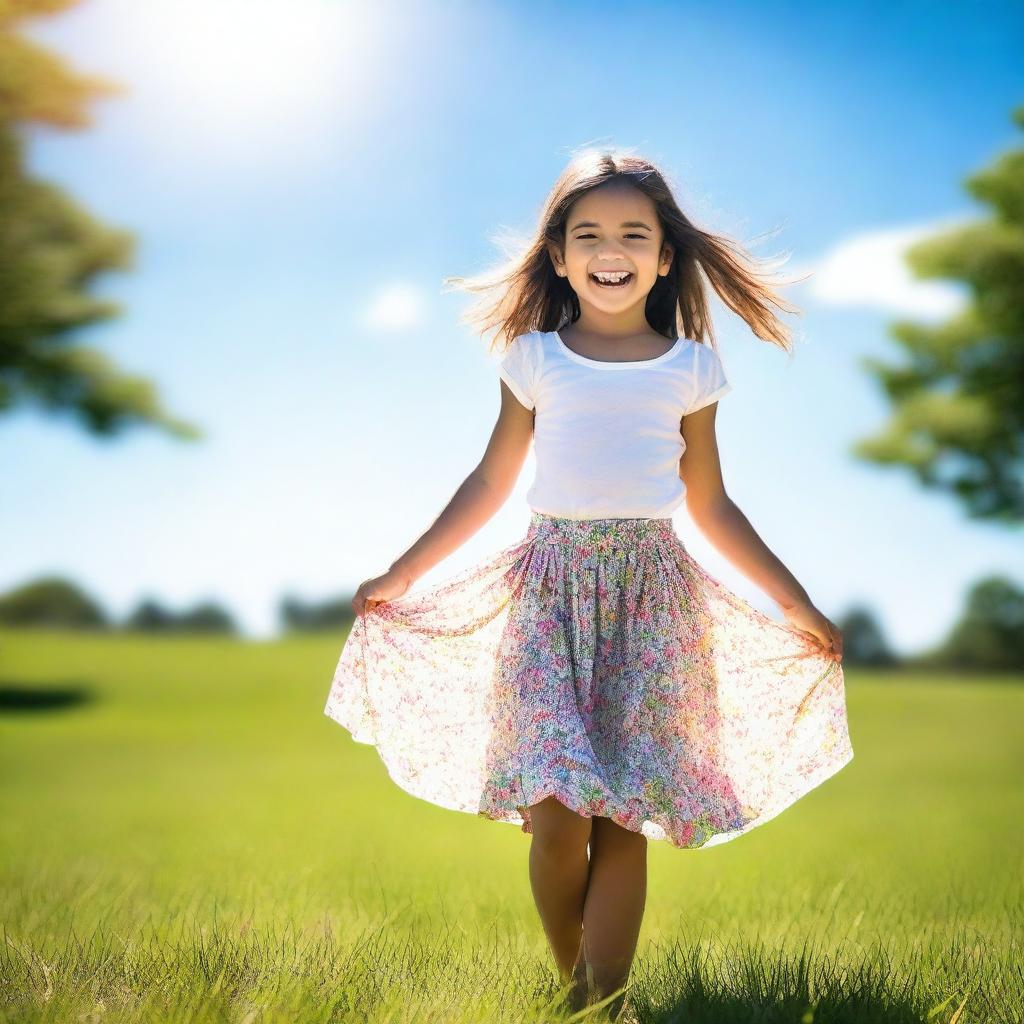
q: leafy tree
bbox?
[931,576,1024,671]
[835,606,899,667]
[123,598,237,634]
[0,0,200,438]
[0,575,108,627]
[176,602,237,634]
[122,598,177,632]
[279,594,355,632]
[852,105,1024,523]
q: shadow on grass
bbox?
[0,916,1001,1024]
[597,932,983,1024]
[0,683,95,714]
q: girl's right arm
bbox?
[351,380,535,616]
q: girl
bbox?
[324,149,853,1020]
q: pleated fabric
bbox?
[324,512,853,849]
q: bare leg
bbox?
[526,795,593,986]
[573,816,648,1017]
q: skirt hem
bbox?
[474,744,855,851]
[326,694,855,852]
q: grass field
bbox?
[1,628,1021,1023]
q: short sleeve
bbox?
[683,342,732,415]
[498,333,540,411]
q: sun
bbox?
[94,0,382,159]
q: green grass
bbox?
[0,628,1021,1023]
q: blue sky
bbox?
[4,0,1023,651]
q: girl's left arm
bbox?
[678,403,842,659]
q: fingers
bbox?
[352,581,384,618]
[806,624,841,659]
[784,608,843,661]
[824,621,843,659]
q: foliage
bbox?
[280,593,356,632]
[0,574,107,626]
[835,606,899,667]
[926,575,1024,671]
[0,0,200,438]
[123,597,238,634]
[853,104,1024,523]
[0,577,238,633]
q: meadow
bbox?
[0,628,1021,1023]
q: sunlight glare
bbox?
[104,0,380,157]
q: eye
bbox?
[574,233,649,240]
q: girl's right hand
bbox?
[352,568,413,616]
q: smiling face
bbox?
[550,181,674,316]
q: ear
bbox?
[547,241,567,277]
[660,241,675,275]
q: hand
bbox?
[781,600,843,661]
[352,567,413,616]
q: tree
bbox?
[932,576,1024,672]
[0,575,108,627]
[0,0,200,438]
[852,105,1024,523]
[835,605,899,667]
[123,598,177,632]
[175,602,237,634]
[279,593,355,632]
[123,598,237,634]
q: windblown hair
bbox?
[442,147,807,357]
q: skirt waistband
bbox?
[525,512,678,555]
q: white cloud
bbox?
[792,217,973,320]
[361,283,428,331]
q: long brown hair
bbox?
[442,147,807,357]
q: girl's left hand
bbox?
[781,600,843,661]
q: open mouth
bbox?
[589,272,634,289]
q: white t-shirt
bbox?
[497,329,732,520]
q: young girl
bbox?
[324,149,853,1020]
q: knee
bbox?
[529,796,592,858]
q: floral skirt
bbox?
[324,512,854,850]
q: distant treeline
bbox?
[0,574,1022,671]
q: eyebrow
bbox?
[569,220,654,232]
